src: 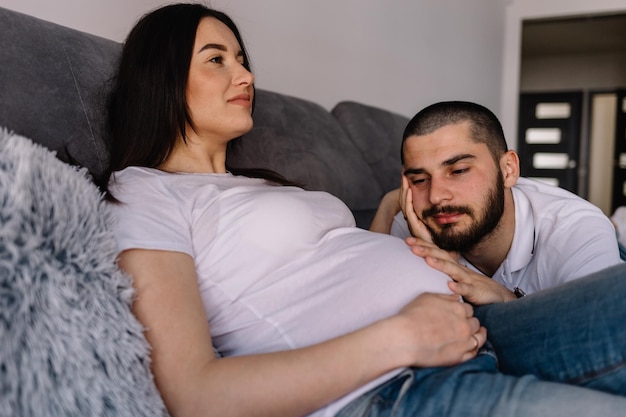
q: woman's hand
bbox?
[119,248,487,417]
[390,293,487,367]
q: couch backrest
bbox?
[0,7,409,222]
[332,101,408,194]
[228,89,386,211]
[0,7,118,179]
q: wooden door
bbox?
[517,92,583,194]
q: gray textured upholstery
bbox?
[0,7,117,179]
[332,101,409,193]
[228,91,384,211]
[0,7,406,228]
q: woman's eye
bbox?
[209,56,223,64]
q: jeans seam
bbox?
[568,357,626,386]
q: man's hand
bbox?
[406,237,517,305]
[400,176,434,243]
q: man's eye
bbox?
[411,178,428,186]
[452,168,469,175]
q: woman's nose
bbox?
[234,64,254,86]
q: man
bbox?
[371,101,621,305]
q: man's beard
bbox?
[421,174,505,253]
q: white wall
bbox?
[0,0,505,118]
[4,0,626,145]
[0,0,158,42]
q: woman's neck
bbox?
[159,138,228,174]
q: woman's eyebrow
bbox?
[197,43,244,59]
[198,43,227,53]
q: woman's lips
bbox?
[228,94,251,107]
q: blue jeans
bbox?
[336,263,626,416]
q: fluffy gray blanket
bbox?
[0,129,168,416]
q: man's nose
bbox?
[428,178,453,206]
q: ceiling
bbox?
[522,13,626,58]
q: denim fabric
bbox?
[474,262,626,395]
[336,355,626,416]
[337,263,626,416]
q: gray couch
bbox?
[0,7,410,416]
[0,6,409,229]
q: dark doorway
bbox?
[518,91,583,194]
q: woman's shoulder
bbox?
[110,166,166,184]
[111,167,265,187]
[108,166,270,205]
[108,166,190,206]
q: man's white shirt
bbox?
[390,177,622,293]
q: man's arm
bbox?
[369,188,401,234]
[371,177,433,241]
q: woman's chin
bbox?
[236,120,254,137]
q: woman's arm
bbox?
[120,249,485,417]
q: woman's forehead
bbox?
[194,17,240,50]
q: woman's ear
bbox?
[500,150,520,188]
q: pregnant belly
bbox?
[210,228,452,357]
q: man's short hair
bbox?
[401,101,508,164]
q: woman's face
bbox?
[185,17,255,143]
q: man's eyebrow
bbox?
[403,154,476,176]
[443,154,476,166]
[403,168,426,176]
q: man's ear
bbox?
[500,150,520,188]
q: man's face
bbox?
[402,121,505,252]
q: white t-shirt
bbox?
[390,177,621,294]
[108,166,453,417]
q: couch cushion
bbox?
[0,128,168,417]
[332,101,409,193]
[228,90,384,211]
[0,7,119,180]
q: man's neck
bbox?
[462,190,516,277]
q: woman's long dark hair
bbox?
[100,3,297,197]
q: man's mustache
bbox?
[422,205,473,219]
